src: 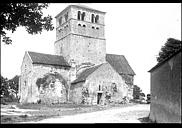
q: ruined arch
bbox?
[36,72,69,104]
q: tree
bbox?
[133,85,145,100]
[140,92,145,97]
[133,85,142,99]
[8,75,20,97]
[0,75,9,97]
[0,3,54,44]
[156,38,182,63]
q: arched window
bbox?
[78,11,81,20]
[59,17,62,25]
[95,15,99,23]
[99,85,101,91]
[64,12,68,22]
[83,24,86,27]
[81,12,85,21]
[91,14,95,23]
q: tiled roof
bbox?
[71,64,103,84]
[106,54,135,75]
[27,51,70,67]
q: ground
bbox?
[1,102,152,123]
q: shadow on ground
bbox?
[138,116,156,123]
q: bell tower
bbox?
[54,5,106,66]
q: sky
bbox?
[1,3,181,94]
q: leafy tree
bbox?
[133,85,145,99]
[8,75,20,97]
[0,75,9,97]
[133,85,142,99]
[157,38,181,63]
[140,92,145,97]
[0,3,54,44]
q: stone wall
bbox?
[30,64,69,104]
[19,52,33,103]
[120,74,134,99]
[69,34,106,66]
[19,52,70,104]
[149,51,181,123]
[70,63,129,105]
[55,5,106,67]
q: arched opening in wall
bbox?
[59,17,62,25]
[64,12,68,22]
[78,11,81,20]
[92,26,95,29]
[83,24,86,27]
[96,27,99,30]
[95,15,99,23]
[99,85,101,91]
[24,64,27,72]
[91,14,95,23]
[81,12,85,21]
[78,23,81,26]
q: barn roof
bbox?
[71,64,103,84]
[106,54,136,75]
[27,51,70,67]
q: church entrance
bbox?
[97,93,102,104]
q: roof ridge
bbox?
[106,53,124,56]
[27,51,70,67]
[28,51,57,56]
[71,63,104,84]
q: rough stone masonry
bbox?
[19,5,135,105]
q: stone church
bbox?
[18,5,135,105]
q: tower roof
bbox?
[55,4,106,18]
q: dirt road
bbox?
[25,104,150,123]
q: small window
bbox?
[92,26,95,29]
[99,85,101,91]
[25,64,27,72]
[58,28,62,32]
[91,14,94,23]
[95,15,99,23]
[78,24,81,26]
[59,17,62,25]
[81,12,85,21]
[83,24,86,27]
[96,27,99,30]
[64,12,68,22]
[78,11,81,20]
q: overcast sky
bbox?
[1,3,181,94]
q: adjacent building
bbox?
[148,49,181,123]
